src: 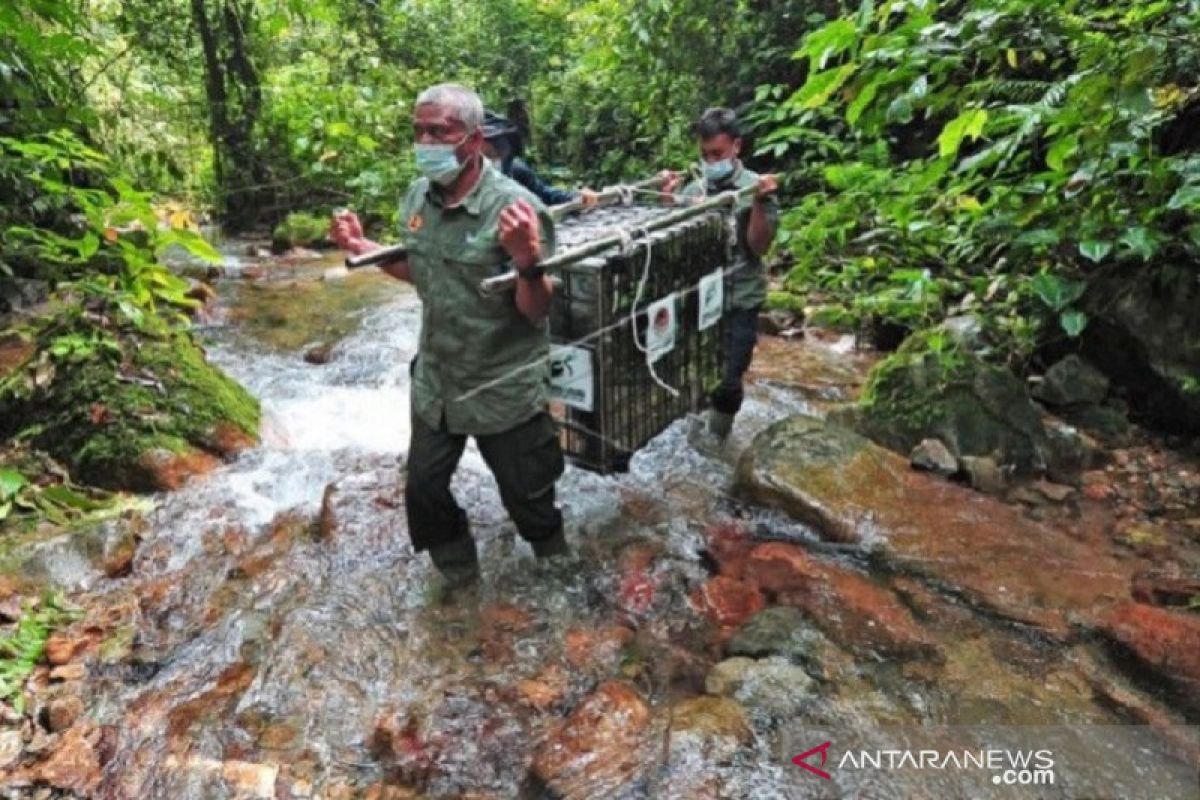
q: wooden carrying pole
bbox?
[476,184,755,296]
[343,175,669,271]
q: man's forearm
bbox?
[747,201,775,256]
[350,237,413,284]
[515,275,553,324]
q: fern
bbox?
[0,592,80,713]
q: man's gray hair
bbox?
[415,83,484,132]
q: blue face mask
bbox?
[415,134,469,185]
[703,158,735,183]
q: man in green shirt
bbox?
[662,107,779,443]
[331,83,567,590]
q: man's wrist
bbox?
[518,263,546,282]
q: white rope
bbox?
[625,226,680,398]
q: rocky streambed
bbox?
[0,243,1197,798]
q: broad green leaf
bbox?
[1119,227,1156,260]
[1168,185,1200,210]
[1015,229,1061,248]
[794,64,858,110]
[1031,272,1085,311]
[41,485,104,511]
[938,109,989,158]
[0,469,28,499]
[1046,136,1078,172]
[799,19,859,69]
[0,500,10,520]
[1060,310,1088,338]
[78,232,99,260]
[1079,240,1112,263]
[1006,48,1018,68]
[846,76,882,126]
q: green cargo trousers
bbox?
[404,407,566,555]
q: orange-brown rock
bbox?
[1098,602,1200,710]
[518,664,570,711]
[689,575,765,632]
[563,625,634,669]
[736,415,1133,638]
[135,448,222,492]
[204,421,258,457]
[744,542,938,659]
[45,694,85,732]
[44,634,83,666]
[530,681,651,798]
[16,722,102,795]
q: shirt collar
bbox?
[427,158,492,216]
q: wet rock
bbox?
[736,415,1133,638]
[185,279,218,308]
[134,448,224,492]
[1098,602,1200,710]
[304,342,335,365]
[909,438,958,476]
[757,309,797,337]
[688,575,765,632]
[726,606,829,670]
[44,695,84,732]
[220,759,279,798]
[101,530,138,578]
[1130,573,1200,609]
[959,455,1006,495]
[530,681,651,798]
[1079,271,1200,435]
[44,634,82,666]
[669,696,751,761]
[744,542,938,659]
[563,625,634,669]
[518,665,569,711]
[1064,404,1132,447]
[1042,416,1102,483]
[0,333,36,378]
[1033,355,1109,407]
[1029,479,1076,503]
[705,656,813,717]
[16,722,102,795]
[362,784,421,800]
[318,483,338,540]
[850,331,1049,475]
[49,663,86,682]
[0,728,21,769]
[202,421,259,458]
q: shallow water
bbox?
[30,243,1194,798]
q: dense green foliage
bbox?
[755,0,1200,361]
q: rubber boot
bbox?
[531,529,571,559]
[706,409,735,441]
[428,536,481,589]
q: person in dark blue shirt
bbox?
[481,112,597,209]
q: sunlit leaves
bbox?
[937,109,989,158]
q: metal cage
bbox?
[547,203,730,473]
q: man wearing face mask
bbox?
[329,83,568,592]
[480,111,598,209]
[660,107,779,444]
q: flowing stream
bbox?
[16,243,1196,799]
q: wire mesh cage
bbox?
[547,202,730,473]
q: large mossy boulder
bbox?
[842,330,1047,475]
[0,300,259,492]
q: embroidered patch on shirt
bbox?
[408,213,424,233]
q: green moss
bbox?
[271,210,330,252]
[0,301,259,492]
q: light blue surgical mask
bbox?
[415,134,469,185]
[703,158,735,183]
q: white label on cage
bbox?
[698,269,724,331]
[645,293,677,364]
[548,345,594,412]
